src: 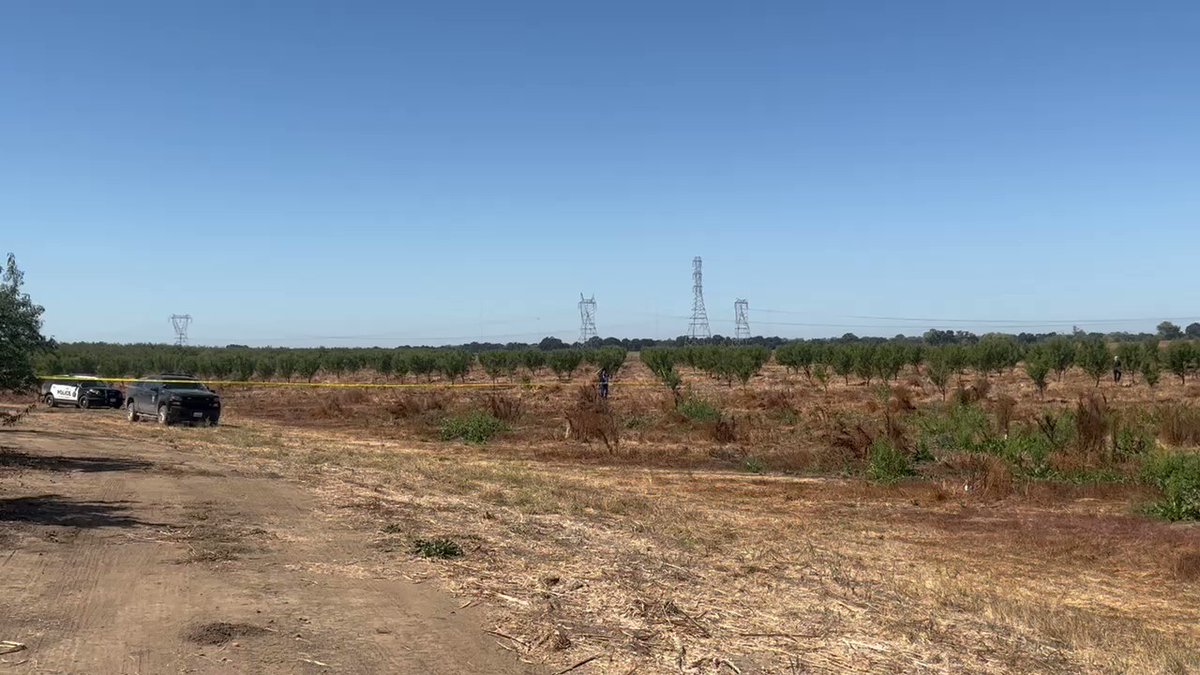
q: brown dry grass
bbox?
[39,357,1196,671]
[43,397,1200,674]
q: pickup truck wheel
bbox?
[157,405,170,426]
[44,394,56,408]
[127,401,139,422]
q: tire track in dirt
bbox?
[0,425,541,674]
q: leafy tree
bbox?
[588,346,627,376]
[519,349,545,375]
[0,254,52,392]
[925,348,953,401]
[1158,321,1184,340]
[875,343,907,382]
[1165,342,1194,384]
[255,357,276,381]
[1115,342,1143,384]
[727,346,769,386]
[478,351,513,383]
[973,334,1019,379]
[1075,339,1110,387]
[409,350,438,381]
[904,344,925,373]
[1023,348,1051,399]
[298,354,322,382]
[830,346,855,385]
[438,350,473,383]
[374,351,394,380]
[775,341,815,378]
[1187,322,1200,339]
[812,362,831,393]
[852,345,877,384]
[1142,360,1161,388]
[233,354,256,381]
[547,349,583,380]
[391,351,411,381]
[277,353,297,381]
[1044,337,1076,381]
[640,348,681,396]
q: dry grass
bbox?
[943,452,1014,500]
[30,410,1200,674]
[1159,402,1200,447]
[485,393,523,422]
[1175,550,1200,582]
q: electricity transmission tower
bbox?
[687,256,711,340]
[170,314,192,347]
[578,294,597,344]
[734,299,750,341]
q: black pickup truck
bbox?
[41,376,125,409]
[126,373,221,426]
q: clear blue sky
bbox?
[3,1,1197,346]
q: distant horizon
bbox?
[45,319,1200,351]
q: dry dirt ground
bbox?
[0,414,540,674]
[3,386,1200,674]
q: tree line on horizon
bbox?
[31,320,1200,388]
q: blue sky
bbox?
[3,1,1198,346]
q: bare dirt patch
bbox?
[183,621,271,646]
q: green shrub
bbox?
[412,537,463,559]
[743,457,767,474]
[439,411,508,444]
[677,397,721,423]
[867,438,913,484]
[1142,453,1200,521]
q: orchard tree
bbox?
[1076,339,1110,387]
[1044,337,1076,381]
[1115,342,1144,384]
[1164,342,1194,384]
[519,349,546,375]
[1023,348,1051,399]
[438,350,473,383]
[925,348,953,401]
[1142,360,1161,389]
[547,349,583,380]
[0,254,53,392]
[830,346,855,385]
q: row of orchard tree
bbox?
[640,335,1200,397]
[35,342,628,384]
[34,336,1200,391]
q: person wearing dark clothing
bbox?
[598,368,610,399]
[1113,356,1122,383]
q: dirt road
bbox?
[0,423,539,674]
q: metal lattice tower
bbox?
[170,314,192,346]
[687,256,711,340]
[734,299,750,341]
[578,294,597,344]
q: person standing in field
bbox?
[1113,355,1122,383]
[598,368,610,399]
